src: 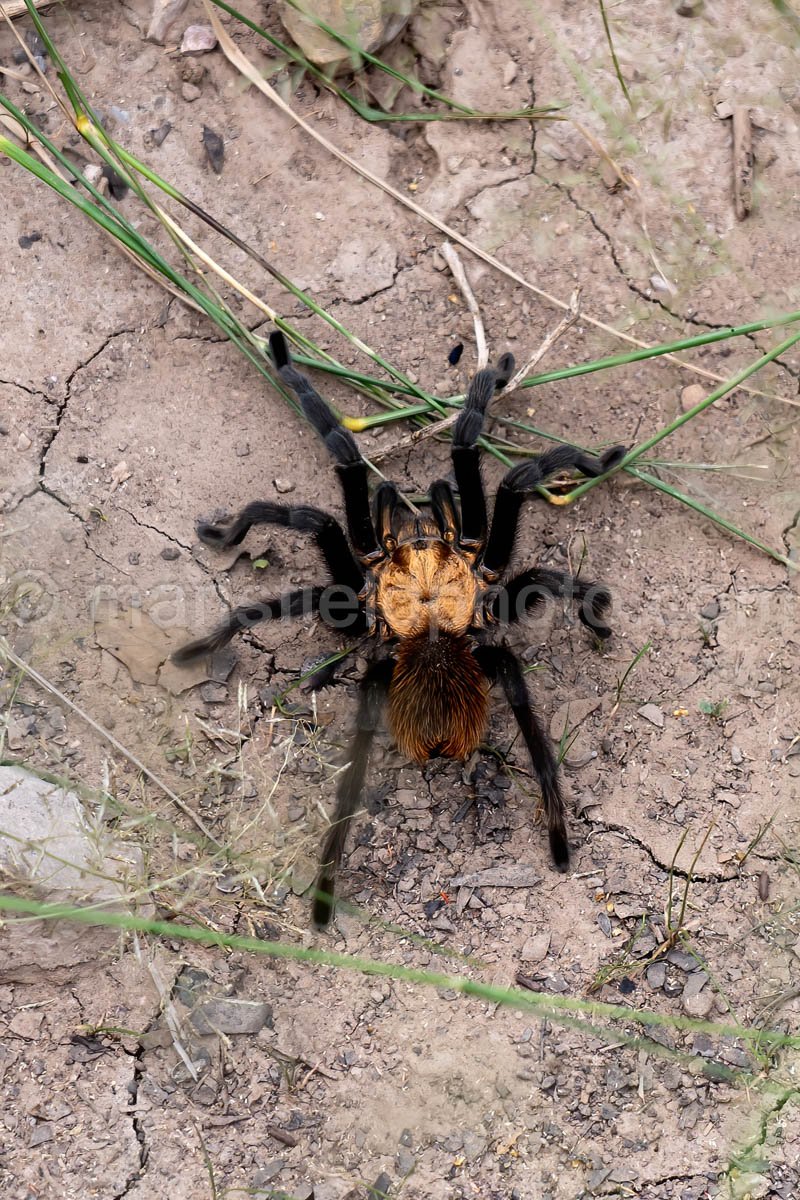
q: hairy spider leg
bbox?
[492,565,614,640]
[451,353,515,550]
[269,332,381,563]
[374,481,402,553]
[475,643,569,872]
[313,657,395,927]
[172,586,327,663]
[482,444,626,579]
[429,480,461,545]
[196,501,365,596]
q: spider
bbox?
[174,331,626,925]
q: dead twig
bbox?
[441,241,488,369]
[504,287,582,394]
[732,106,754,221]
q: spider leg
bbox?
[197,501,364,595]
[313,657,395,927]
[451,353,515,550]
[430,479,461,544]
[374,481,402,552]
[474,643,569,871]
[270,332,381,562]
[491,565,614,639]
[172,584,363,663]
[482,443,626,579]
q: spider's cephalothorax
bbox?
[174,331,626,926]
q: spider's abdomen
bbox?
[375,539,479,639]
[388,632,489,763]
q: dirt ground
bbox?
[1,0,800,1197]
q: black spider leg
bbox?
[492,565,614,639]
[429,479,461,544]
[474,644,569,871]
[374,481,402,552]
[482,443,626,579]
[313,657,395,927]
[270,331,381,563]
[196,501,365,597]
[451,353,515,550]
[173,586,332,663]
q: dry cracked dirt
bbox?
[1,1,799,1198]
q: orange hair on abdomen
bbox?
[388,632,489,763]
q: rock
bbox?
[148,121,172,147]
[277,0,416,70]
[147,0,189,44]
[699,599,720,619]
[520,932,551,963]
[646,962,666,989]
[637,703,665,729]
[181,82,202,103]
[682,988,714,1019]
[180,24,217,54]
[202,125,225,174]
[0,765,149,981]
[189,997,273,1036]
[680,383,705,412]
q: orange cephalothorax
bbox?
[388,631,489,762]
[375,538,480,638]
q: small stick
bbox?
[504,286,582,394]
[441,240,488,369]
[732,106,753,220]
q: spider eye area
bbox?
[375,539,479,639]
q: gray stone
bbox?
[0,765,149,980]
[638,703,665,729]
[189,997,273,1036]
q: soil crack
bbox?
[39,326,138,483]
[587,818,738,883]
[541,178,800,380]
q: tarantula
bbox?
[174,331,626,925]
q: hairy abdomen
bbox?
[389,632,489,762]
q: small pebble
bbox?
[680,383,705,412]
[682,988,714,1019]
[149,121,172,147]
[638,703,665,729]
[160,546,181,560]
[202,124,225,174]
[503,60,518,86]
[273,478,295,494]
[699,599,720,619]
[17,432,32,451]
[646,962,666,989]
[181,82,202,102]
[235,442,250,457]
[180,23,217,54]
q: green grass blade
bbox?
[628,467,795,569]
[598,0,634,112]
